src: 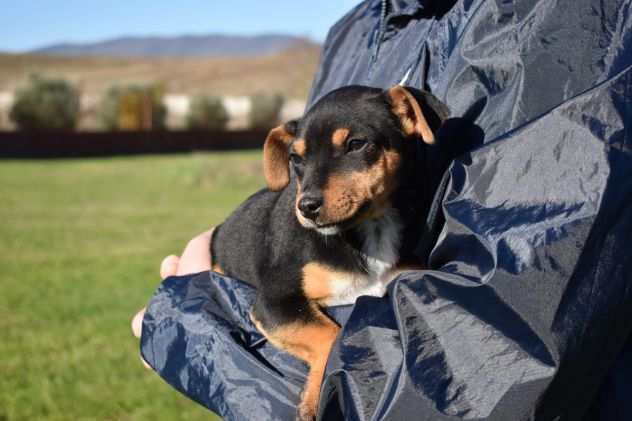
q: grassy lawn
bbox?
[0,151,264,421]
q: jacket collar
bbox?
[369,0,426,28]
[388,0,425,17]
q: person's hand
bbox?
[131,229,214,368]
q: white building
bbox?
[0,92,14,130]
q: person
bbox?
[133,1,632,420]
[131,229,213,368]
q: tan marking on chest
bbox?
[302,262,386,306]
[302,262,356,300]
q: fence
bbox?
[0,129,269,158]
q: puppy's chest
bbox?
[316,210,404,306]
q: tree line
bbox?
[8,75,286,132]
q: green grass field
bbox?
[0,151,265,421]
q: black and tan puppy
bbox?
[211,85,449,420]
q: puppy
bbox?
[211,85,449,420]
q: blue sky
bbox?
[0,0,362,52]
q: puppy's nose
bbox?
[298,195,323,220]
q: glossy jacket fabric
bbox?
[140,1,632,420]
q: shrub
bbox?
[99,84,167,131]
[248,92,284,129]
[187,95,229,130]
[10,75,80,131]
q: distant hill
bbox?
[0,44,321,98]
[30,34,316,58]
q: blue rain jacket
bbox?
[141,1,632,419]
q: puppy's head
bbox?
[263,85,448,235]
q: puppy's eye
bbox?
[346,138,368,153]
[290,153,304,166]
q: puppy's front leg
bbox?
[251,305,339,421]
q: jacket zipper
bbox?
[370,0,389,66]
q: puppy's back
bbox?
[211,183,299,288]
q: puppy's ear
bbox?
[263,120,298,191]
[387,86,449,144]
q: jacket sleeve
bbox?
[140,271,353,421]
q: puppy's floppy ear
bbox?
[386,86,450,144]
[263,119,298,191]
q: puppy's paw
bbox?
[296,388,317,421]
[296,401,316,421]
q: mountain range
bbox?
[31,34,316,57]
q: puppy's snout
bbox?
[298,195,323,221]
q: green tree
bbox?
[187,95,229,130]
[10,75,80,131]
[248,92,284,129]
[99,84,167,131]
